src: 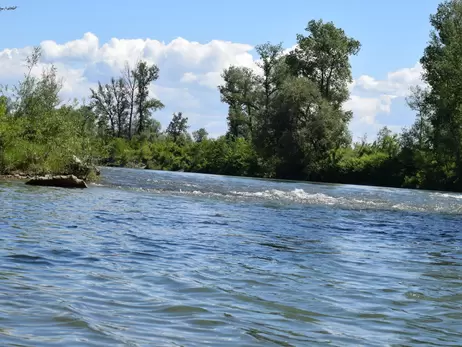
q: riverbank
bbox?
[0,165,101,183]
[0,173,33,181]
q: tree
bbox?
[218,66,260,140]
[410,0,462,185]
[133,61,164,134]
[286,19,361,108]
[110,77,129,138]
[122,62,137,139]
[283,19,358,167]
[375,126,400,158]
[136,117,162,142]
[192,128,208,142]
[270,76,351,178]
[215,20,359,179]
[166,112,189,143]
[254,42,285,126]
[91,60,164,140]
[406,85,433,150]
[0,6,17,12]
[90,81,117,137]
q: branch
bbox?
[0,6,17,11]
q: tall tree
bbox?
[284,19,359,165]
[122,62,137,139]
[133,61,164,134]
[90,81,117,137]
[218,66,260,139]
[410,0,462,183]
[110,77,129,138]
[255,42,285,113]
[286,19,361,108]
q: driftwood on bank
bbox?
[25,175,88,189]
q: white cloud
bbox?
[180,72,198,83]
[345,63,425,141]
[353,62,423,97]
[0,32,423,139]
[41,32,100,62]
[345,94,396,125]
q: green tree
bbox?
[90,81,118,137]
[408,0,462,187]
[218,66,260,140]
[192,128,208,142]
[283,19,359,168]
[286,19,361,108]
[254,43,286,143]
[374,126,400,158]
[133,61,164,134]
[271,76,351,178]
[166,112,189,143]
[122,62,137,139]
[109,77,129,138]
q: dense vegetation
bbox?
[2,0,462,191]
[0,48,102,177]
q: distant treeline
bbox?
[1,0,462,191]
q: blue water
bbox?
[1,167,461,346]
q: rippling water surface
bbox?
[1,167,462,346]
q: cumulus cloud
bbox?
[353,63,424,97]
[345,63,424,140]
[345,94,396,125]
[0,32,423,139]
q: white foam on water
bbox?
[431,192,462,200]
[107,181,462,214]
[230,189,338,205]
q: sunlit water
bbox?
[1,167,461,346]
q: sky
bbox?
[0,0,441,140]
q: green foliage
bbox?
[134,61,164,134]
[218,66,260,140]
[217,19,356,181]
[0,47,101,177]
[400,0,462,190]
[192,128,208,143]
[4,6,462,193]
[166,112,189,144]
[286,19,361,107]
[90,60,164,140]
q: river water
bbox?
[1,167,461,346]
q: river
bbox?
[1,167,461,346]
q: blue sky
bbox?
[0,0,441,139]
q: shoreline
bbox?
[0,172,98,182]
[0,174,32,181]
[3,167,462,195]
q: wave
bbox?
[230,189,339,204]
[94,174,462,214]
[431,192,462,200]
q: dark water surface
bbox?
[1,167,461,346]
